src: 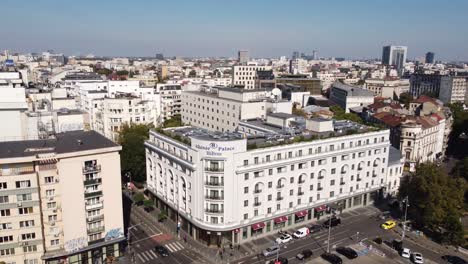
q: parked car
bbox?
[336,247,358,259]
[296,249,313,260]
[323,217,341,228]
[309,224,322,233]
[392,239,403,252]
[411,252,424,264]
[263,245,280,257]
[293,227,310,238]
[321,253,343,264]
[441,255,467,264]
[275,234,292,244]
[378,211,391,220]
[268,257,288,264]
[381,220,397,230]
[154,245,169,257]
[401,248,411,258]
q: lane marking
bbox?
[137,254,145,263]
[166,243,177,252]
[148,249,158,259]
[142,251,153,260]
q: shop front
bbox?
[294,210,308,223]
[273,216,288,230]
[251,222,265,236]
[314,205,328,220]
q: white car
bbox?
[411,252,424,264]
[401,248,411,258]
[292,227,310,239]
[275,234,292,244]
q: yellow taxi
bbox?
[381,220,397,230]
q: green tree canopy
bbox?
[329,105,363,124]
[398,92,413,108]
[118,123,153,183]
[447,102,468,157]
[399,163,466,245]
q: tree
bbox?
[329,105,363,124]
[116,70,129,76]
[162,115,182,128]
[143,199,154,208]
[447,102,468,157]
[118,123,153,183]
[398,92,413,108]
[188,70,197,77]
[133,192,144,204]
[398,163,466,245]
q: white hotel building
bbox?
[232,65,272,89]
[145,119,403,246]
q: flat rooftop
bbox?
[332,81,374,97]
[0,130,119,159]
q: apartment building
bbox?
[363,78,409,98]
[232,65,272,89]
[156,84,182,121]
[144,119,403,246]
[181,87,292,133]
[93,95,160,141]
[439,76,467,104]
[330,82,375,113]
[0,130,124,264]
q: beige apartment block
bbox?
[0,131,124,264]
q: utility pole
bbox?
[402,196,409,241]
[327,207,335,253]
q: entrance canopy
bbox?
[251,222,265,231]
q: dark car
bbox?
[154,245,170,257]
[336,247,358,259]
[392,239,403,252]
[323,217,341,228]
[268,257,288,264]
[309,224,322,233]
[442,255,467,264]
[321,253,343,264]
[296,249,313,260]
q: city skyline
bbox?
[2,0,468,60]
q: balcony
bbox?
[204,167,224,172]
[205,195,224,201]
[85,190,103,198]
[318,175,324,179]
[276,196,284,201]
[254,189,262,194]
[205,181,223,187]
[341,171,347,175]
[84,178,102,186]
[298,180,306,184]
[276,184,285,189]
[83,165,101,174]
[357,167,363,171]
[87,215,104,222]
[87,226,105,234]
[298,191,304,196]
[85,202,104,211]
[340,181,346,185]
[0,166,35,176]
[317,187,323,191]
[205,208,224,214]
[254,202,262,206]
[357,178,362,182]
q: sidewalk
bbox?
[133,203,251,264]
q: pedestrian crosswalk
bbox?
[135,241,185,263]
[165,241,185,252]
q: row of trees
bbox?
[398,163,467,245]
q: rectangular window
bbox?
[21,233,36,240]
[0,222,12,230]
[268,169,273,175]
[45,176,54,183]
[330,191,335,198]
[332,157,337,163]
[0,182,6,189]
[20,220,35,228]
[244,173,249,180]
[18,207,33,215]
[244,187,248,194]
[0,209,11,217]
[15,180,31,188]
[0,196,8,204]
[244,200,248,207]
[330,180,335,186]
[17,193,32,201]
[243,160,248,166]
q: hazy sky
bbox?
[2,0,468,60]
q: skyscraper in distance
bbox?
[312,50,318,60]
[238,50,249,65]
[382,45,407,74]
[425,52,435,64]
[292,51,300,60]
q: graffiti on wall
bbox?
[105,228,123,241]
[64,237,87,253]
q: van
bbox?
[293,227,310,238]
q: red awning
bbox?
[251,222,266,231]
[315,205,327,212]
[295,210,308,217]
[274,216,288,224]
[233,228,240,234]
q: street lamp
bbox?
[401,196,409,240]
[327,207,336,253]
[127,224,141,264]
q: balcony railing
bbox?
[318,175,324,179]
[205,181,223,186]
[298,180,306,184]
[357,167,363,171]
[83,165,101,174]
[317,187,323,191]
[276,184,284,189]
[87,226,105,234]
[298,191,304,196]
[357,178,362,182]
[85,190,103,198]
[254,189,262,194]
[84,178,102,186]
[87,215,104,222]
[204,167,224,172]
[205,209,224,214]
[340,181,346,185]
[0,167,35,176]
[205,195,224,200]
[254,202,261,206]
[85,202,104,210]
[276,196,284,201]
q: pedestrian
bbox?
[183,234,187,243]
